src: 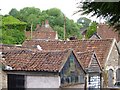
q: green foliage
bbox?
[46,8,63,17]
[2,16,27,30]
[1,29,25,44]
[86,22,97,38]
[3,16,26,25]
[77,1,120,32]
[9,7,82,40]
[1,15,26,44]
[53,25,64,40]
[77,17,91,28]
[9,8,20,19]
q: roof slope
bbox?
[25,20,57,40]
[97,24,120,42]
[2,49,74,72]
[22,39,113,67]
[76,51,94,68]
[76,51,102,72]
[0,44,36,52]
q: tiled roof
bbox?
[25,20,57,40]
[76,51,94,68]
[25,31,57,40]
[0,44,36,52]
[22,39,113,67]
[2,49,75,72]
[97,24,120,42]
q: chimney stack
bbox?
[45,20,49,28]
[41,21,44,27]
[36,24,40,29]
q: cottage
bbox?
[22,38,120,87]
[25,20,58,40]
[76,51,102,88]
[90,24,120,42]
[2,49,86,89]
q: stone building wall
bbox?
[106,44,119,86]
[0,52,7,89]
[2,71,7,89]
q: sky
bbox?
[0,0,105,22]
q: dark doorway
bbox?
[8,74,25,90]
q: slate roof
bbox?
[97,24,120,42]
[2,49,85,72]
[22,39,113,67]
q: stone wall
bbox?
[2,71,7,89]
[0,53,7,89]
[106,44,119,86]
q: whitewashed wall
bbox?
[26,75,60,88]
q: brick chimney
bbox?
[45,20,49,28]
[41,21,44,27]
[36,24,40,29]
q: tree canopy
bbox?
[77,1,120,33]
[1,16,26,44]
[9,7,82,40]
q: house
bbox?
[22,38,120,87]
[2,49,86,89]
[89,32,102,40]
[76,51,102,88]
[25,20,58,40]
[90,24,120,42]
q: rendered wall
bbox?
[26,75,60,88]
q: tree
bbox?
[77,17,91,28]
[9,8,20,18]
[53,25,64,40]
[46,8,63,17]
[77,1,120,33]
[2,29,25,44]
[86,22,97,38]
[1,16,26,44]
[2,15,27,30]
[9,7,42,31]
[9,7,82,40]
